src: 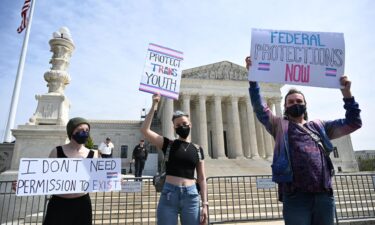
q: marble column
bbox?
[274,97,283,117]
[181,93,191,141]
[239,99,251,158]
[254,117,266,158]
[162,98,174,139]
[198,94,209,158]
[246,99,260,158]
[212,96,226,158]
[264,99,274,161]
[182,93,191,116]
[230,96,243,158]
[263,126,274,161]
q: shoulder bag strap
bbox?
[300,124,329,155]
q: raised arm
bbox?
[140,94,165,150]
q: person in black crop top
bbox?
[141,94,208,225]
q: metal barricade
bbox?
[1,174,374,224]
[206,174,375,224]
[206,175,282,224]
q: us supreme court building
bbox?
[89,61,359,176]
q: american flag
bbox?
[17,0,31,33]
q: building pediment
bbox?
[182,61,248,81]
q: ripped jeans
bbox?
[157,182,200,225]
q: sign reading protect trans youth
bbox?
[139,43,183,100]
[249,28,345,88]
[16,158,122,196]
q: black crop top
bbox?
[162,137,204,179]
[56,146,95,158]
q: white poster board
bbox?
[256,178,276,189]
[121,181,142,193]
[249,28,345,88]
[139,43,184,100]
[16,158,122,196]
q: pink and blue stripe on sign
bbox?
[258,62,270,71]
[148,43,184,60]
[107,172,118,179]
[325,68,337,77]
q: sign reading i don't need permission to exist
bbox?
[16,158,122,196]
[139,43,184,100]
[249,28,345,89]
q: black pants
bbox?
[43,194,92,225]
[134,160,146,180]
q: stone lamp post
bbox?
[28,27,75,126]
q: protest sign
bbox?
[16,158,122,196]
[249,28,345,88]
[139,43,184,100]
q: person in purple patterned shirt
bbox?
[246,56,362,225]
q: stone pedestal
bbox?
[10,125,68,170]
[28,94,70,125]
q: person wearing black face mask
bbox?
[141,94,208,225]
[43,117,99,225]
[246,56,362,225]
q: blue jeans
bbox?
[157,182,200,225]
[283,192,335,225]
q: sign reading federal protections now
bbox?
[16,158,122,196]
[249,28,345,89]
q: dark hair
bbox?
[171,110,189,122]
[106,137,111,141]
[283,88,308,120]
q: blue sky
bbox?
[1,0,374,150]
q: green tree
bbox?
[85,136,95,149]
[358,158,375,171]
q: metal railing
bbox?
[1,174,374,224]
[206,175,282,224]
[206,174,375,224]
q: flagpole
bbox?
[3,0,36,143]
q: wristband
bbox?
[202,201,209,206]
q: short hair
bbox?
[66,117,90,140]
[172,110,189,122]
[283,88,308,120]
[106,137,111,141]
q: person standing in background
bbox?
[98,137,114,158]
[132,140,148,180]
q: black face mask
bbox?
[175,126,190,139]
[72,130,90,144]
[286,104,306,118]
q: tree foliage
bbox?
[85,136,95,149]
[358,158,375,171]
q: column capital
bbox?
[230,95,239,102]
[181,93,191,100]
[269,96,282,104]
[214,95,222,101]
[198,94,207,101]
